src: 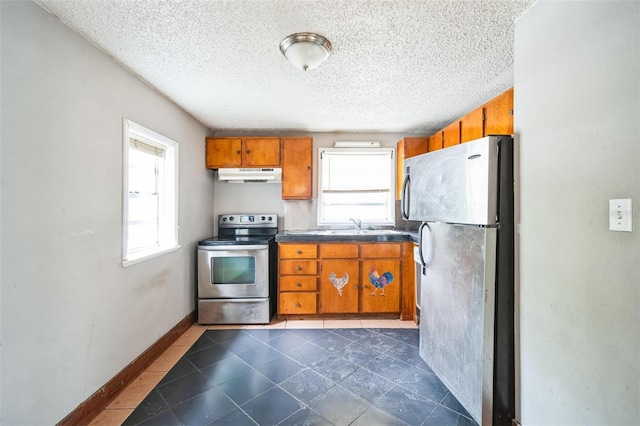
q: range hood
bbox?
[217,168,282,183]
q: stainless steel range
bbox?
[197,214,278,324]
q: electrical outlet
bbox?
[609,199,632,232]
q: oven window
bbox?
[211,256,256,284]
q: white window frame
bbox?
[317,147,395,227]
[122,119,180,267]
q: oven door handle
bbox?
[198,244,269,251]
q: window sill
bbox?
[123,244,181,268]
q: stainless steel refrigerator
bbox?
[401,135,515,426]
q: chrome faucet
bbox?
[349,218,362,230]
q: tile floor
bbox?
[90,319,476,426]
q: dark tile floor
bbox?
[123,328,477,426]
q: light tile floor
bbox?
[89,319,417,425]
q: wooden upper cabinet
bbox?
[205,137,280,168]
[403,137,428,158]
[396,137,427,201]
[206,137,242,167]
[282,137,312,200]
[484,87,514,136]
[423,87,514,152]
[460,108,484,143]
[443,121,461,148]
[242,137,281,167]
[428,133,443,152]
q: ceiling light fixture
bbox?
[280,32,332,71]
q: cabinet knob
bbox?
[364,284,370,289]
[354,285,359,289]
[295,266,302,271]
[295,282,302,287]
[296,250,302,254]
[246,150,251,154]
[295,302,301,307]
[236,150,241,154]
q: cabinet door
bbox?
[460,108,484,143]
[361,243,401,258]
[279,292,317,314]
[428,133,443,152]
[397,137,428,201]
[282,138,312,199]
[320,243,358,259]
[243,137,281,167]
[279,243,317,259]
[443,121,461,148]
[319,259,359,313]
[396,140,405,201]
[280,260,317,275]
[362,259,401,313]
[206,137,242,168]
[403,137,428,158]
[484,87,514,136]
[280,276,317,291]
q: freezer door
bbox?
[405,136,499,225]
[419,222,496,425]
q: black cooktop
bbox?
[198,213,278,247]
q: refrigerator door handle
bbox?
[401,169,410,220]
[418,221,431,273]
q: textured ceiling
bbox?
[34,0,536,134]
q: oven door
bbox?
[198,245,269,298]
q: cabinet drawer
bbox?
[361,243,401,258]
[279,260,317,275]
[279,292,317,314]
[279,244,318,259]
[320,244,359,259]
[280,276,317,291]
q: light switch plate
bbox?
[609,199,632,232]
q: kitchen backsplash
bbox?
[282,200,419,232]
[283,200,316,230]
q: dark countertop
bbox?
[276,229,420,243]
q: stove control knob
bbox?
[268,216,273,221]
[229,216,235,221]
[222,217,227,222]
[261,216,266,221]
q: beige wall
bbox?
[515,1,639,424]
[0,2,215,423]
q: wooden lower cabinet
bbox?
[361,258,401,313]
[279,259,317,275]
[319,259,360,314]
[279,292,317,315]
[277,241,407,319]
[278,243,318,316]
[280,275,316,291]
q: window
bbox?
[123,119,179,266]
[318,148,395,226]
